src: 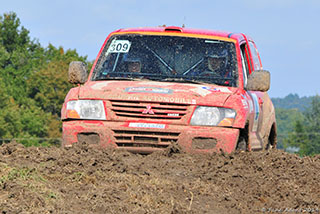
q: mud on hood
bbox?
[78,80,237,106]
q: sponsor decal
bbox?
[243,93,254,113]
[241,94,249,109]
[168,113,179,117]
[241,99,249,109]
[190,87,211,97]
[125,87,173,94]
[108,93,196,105]
[129,123,166,129]
[174,89,191,93]
[91,82,109,90]
[248,99,254,112]
[249,93,260,132]
[201,86,232,93]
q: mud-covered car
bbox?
[61,26,277,154]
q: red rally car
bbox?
[61,26,277,154]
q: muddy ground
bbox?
[0,142,319,214]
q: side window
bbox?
[240,44,249,87]
[249,41,262,71]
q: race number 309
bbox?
[107,40,131,54]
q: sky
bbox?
[1,0,320,98]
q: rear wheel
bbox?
[265,125,277,151]
[264,138,275,151]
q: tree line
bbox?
[0,12,319,155]
[273,94,320,156]
[0,12,90,146]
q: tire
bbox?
[236,137,247,151]
[264,138,274,151]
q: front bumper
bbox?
[62,120,240,154]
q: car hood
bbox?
[78,80,237,106]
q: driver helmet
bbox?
[125,56,142,73]
[208,49,228,72]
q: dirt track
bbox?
[0,142,319,214]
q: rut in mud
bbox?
[0,142,319,214]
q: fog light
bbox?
[192,137,217,149]
[77,133,100,144]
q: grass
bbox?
[0,164,48,184]
[0,164,60,207]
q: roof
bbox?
[114,26,247,42]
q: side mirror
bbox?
[68,61,88,84]
[246,70,270,92]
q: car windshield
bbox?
[92,34,238,87]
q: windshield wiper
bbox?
[95,77,141,81]
[160,78,204,84]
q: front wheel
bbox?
[236,137,247,151]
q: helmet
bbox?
[207,49,228,72]
[124,55,141,73]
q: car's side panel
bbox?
[259,92,276,148]
[244,37,276,150]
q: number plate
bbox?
[106,40,131,54]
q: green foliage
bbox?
[275,108,304,149]
[273,94,320,155]
[0,12,90,146]
[0,12,43,103]
[271,93,312,112]
[284,96,320,156]
[0,12,30,53]
[27,45,87,117]
[26,45,89,141]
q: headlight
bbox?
[190,106,236,126]
[66,100,106,120]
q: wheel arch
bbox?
[268,122,277,148]
[236,120,250,151]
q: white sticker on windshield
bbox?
[106,40,131,54]
[205,40,222,44]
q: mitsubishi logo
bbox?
[142,105,155,115]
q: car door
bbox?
[248,40,275,148]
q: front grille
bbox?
[113,129,180,149]
[110,100,189,120]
